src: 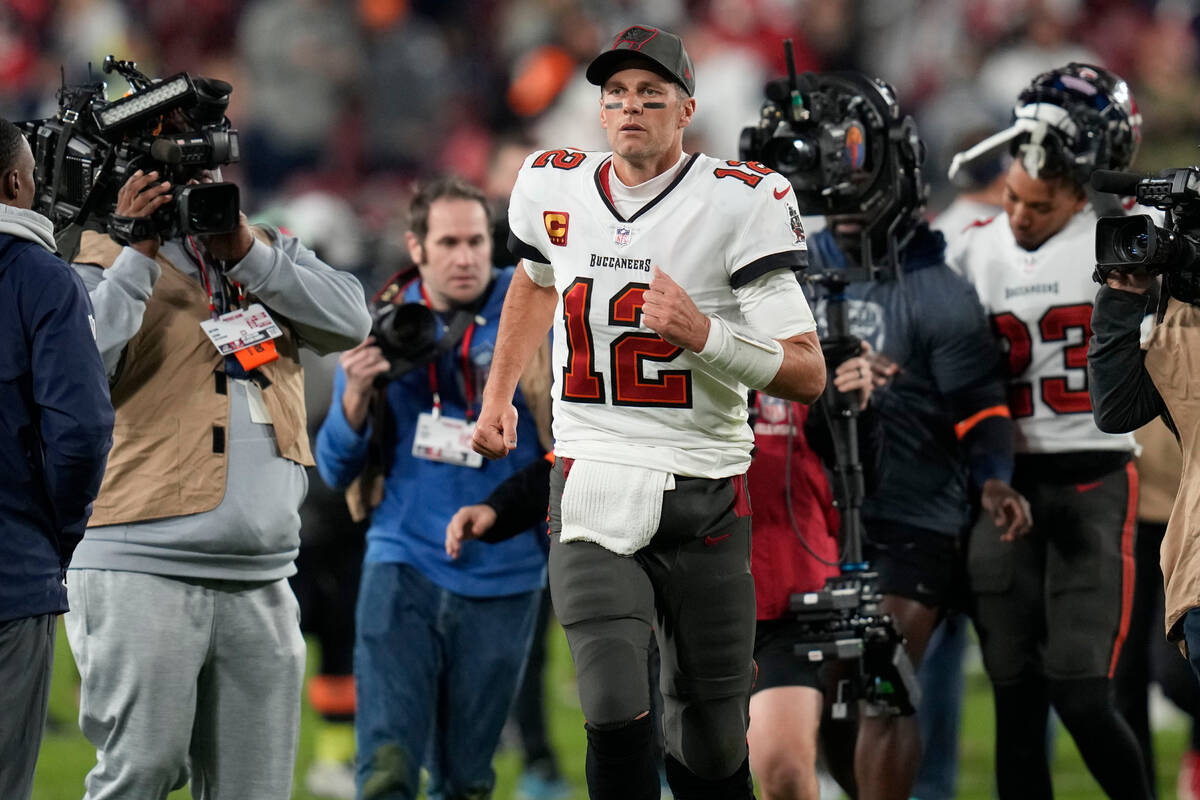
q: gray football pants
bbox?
[548,460,756,780]
[0,613,55,800]
[64,570,305,800]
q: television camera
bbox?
[19,55,241,256]
[739,41,925,279]
[1092,168,1200,299]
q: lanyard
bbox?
[419,283,477,420]
[187,236,243,317]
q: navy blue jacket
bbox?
[0,233,113,623]
[807,224,1012,536]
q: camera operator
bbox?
[59,82,371,797]
[316,176,552,800]
[1091,262,1200,661]
[0,118,112,800]
[946,63,1151,799]
[761,71,1027,800]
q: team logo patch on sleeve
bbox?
[787,204,805,244]
[544,211,570,246]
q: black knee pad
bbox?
[584,716,660,800]
[663,753,753,800]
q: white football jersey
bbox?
[947,208,1136,454]
[508,149,814,477]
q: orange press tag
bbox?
[234,339,279,370]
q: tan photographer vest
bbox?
[77,230,313,526]
[1144,298,1200,644]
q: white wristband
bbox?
[695,316,785,390]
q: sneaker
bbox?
[305,760,356,799]
[1180,748,1200,800]
[516,770,573,800]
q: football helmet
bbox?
[949,62,1141,187]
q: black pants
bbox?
[0,613,55,800]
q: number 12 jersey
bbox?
[508,148,815,478]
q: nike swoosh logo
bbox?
[704,532,732,547]
[773,186,789,199]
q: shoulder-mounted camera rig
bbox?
[19,55,241,257]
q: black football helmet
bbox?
[949,62,1141,187]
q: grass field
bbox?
[32,621,1193,799]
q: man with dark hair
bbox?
[0,117,113,800]
[317,175,553,800]
[474,24,826,800]
[947,63,1152,800]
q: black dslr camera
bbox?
[20,55,241,254]
[369,272,481,383]
[370,301,442,381]
[1093,167,1200,281]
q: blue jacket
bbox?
[807,224,1011,536]
[0,232,113,623]
[317,267,546,597]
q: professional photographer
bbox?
[743,68,1027,800]
[316,176,552,800]
[1089,174,1200,684]
[48,68,371,799]
[946,63,1151,799]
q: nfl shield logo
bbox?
[760,396,789,423]
[614,225,632,247]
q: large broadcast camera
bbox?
[742,42,921,718]
[739,41,925,279]
[1092,167,1200,286]
[19,55,241,255]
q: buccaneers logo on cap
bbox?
[614,25,657,50]
[544,211,570,246]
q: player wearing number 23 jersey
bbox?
[507,148,817,477]
[948,208,1135,454]
[944,59,1152,799]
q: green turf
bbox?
[32,621,1191,799]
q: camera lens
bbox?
[1121,231,1149,261]
[373,303,439,366]
[764,136,818,176]
[178,183,239,235]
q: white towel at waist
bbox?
[560,459,676,555]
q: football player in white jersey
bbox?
[946,63,1151,800]
[472,24,826,800]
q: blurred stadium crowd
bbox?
[3,0,1199,284]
